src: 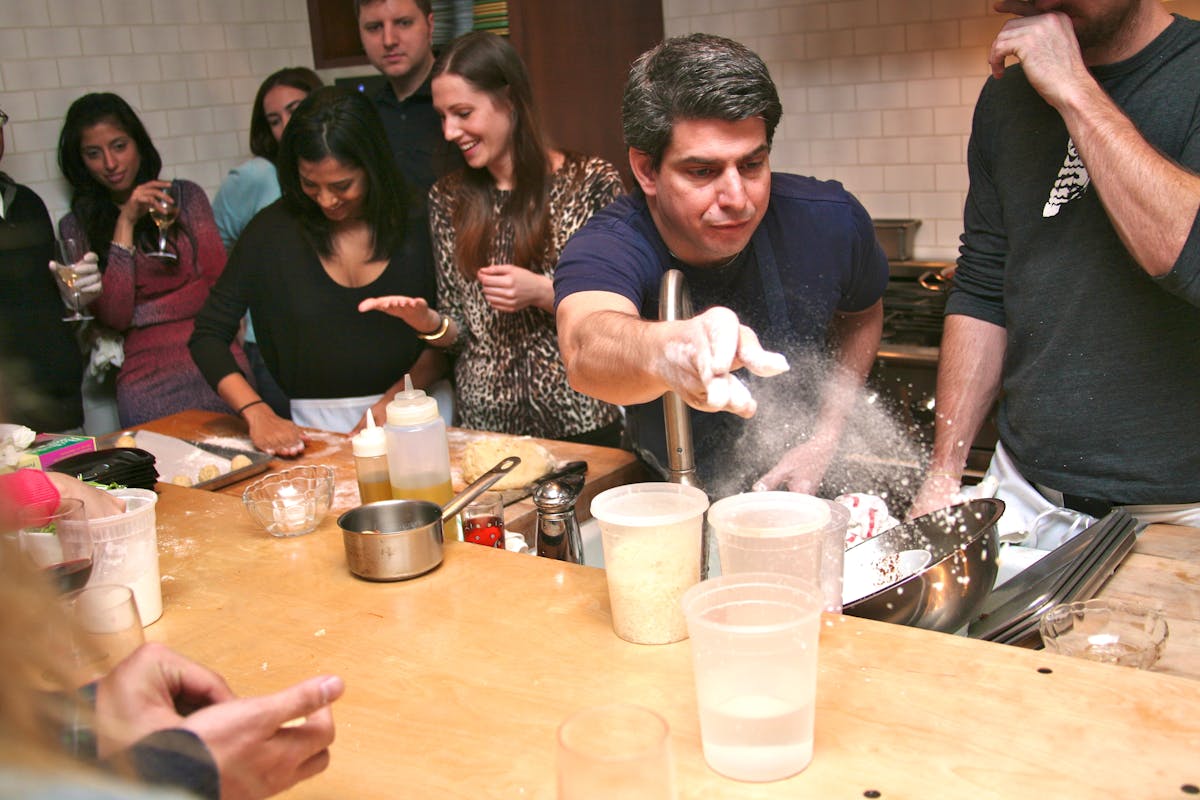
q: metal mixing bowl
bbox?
[842,498,1003,633]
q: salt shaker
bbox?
[532,474,585,564]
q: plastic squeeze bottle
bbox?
[351,412,391,504]
[384,374,454,509]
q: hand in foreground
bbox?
[94,642,238,758]
[751,436,838,495]
[653,307,789,418]
[181,672,344,800]
[907,473,964,521]
[243,403,306,457]
[45,472,126,518]
[48,252,103,307]
[95,642,345,800]
[358,295,439,335]
[477,264,553,313]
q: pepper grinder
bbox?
[532,474,585,564]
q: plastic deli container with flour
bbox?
[63,488,162,626]
[590,483,710,645]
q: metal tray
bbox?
[98,430,271,491]
[183,439,272,490]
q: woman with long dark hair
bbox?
[360,32,625,445]
[57,92,243,427]
[190,86,439,455]
[211,67,324,420]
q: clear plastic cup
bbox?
[557,703,676,799]
[708,492,849,612]
[590,483,709,644]
[681,573,823,782]
[62,488,161,626]
[61,583,145,684]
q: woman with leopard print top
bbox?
[360,32,625,446]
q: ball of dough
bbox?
[197,463,221,483]
[115,434,137,448]
[461,436,554,491]
[229,453,253,471]
[171,474,193,487]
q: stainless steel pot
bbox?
[338,456,519,581]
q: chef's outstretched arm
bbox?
[556,290,788,419]
[754,300,883,493]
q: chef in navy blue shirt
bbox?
[554,34,888,498]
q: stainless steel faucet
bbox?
[660,269,711,577]
[659,269,703,490]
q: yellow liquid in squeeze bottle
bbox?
[351,412,392,504]
[384,375,456,535]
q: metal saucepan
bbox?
[338,456,520,581]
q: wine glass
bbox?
[18,498,95,593]
[145,180,180,261]
[55,237,94,322]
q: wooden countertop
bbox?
[142,484,1200,798]
[129,409,651,534]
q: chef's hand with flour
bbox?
[654,306,790,418]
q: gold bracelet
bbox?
[415,314,450,342]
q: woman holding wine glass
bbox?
[57,92,248,427]
[189,86,441,456]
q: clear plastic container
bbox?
[385,375,454,531]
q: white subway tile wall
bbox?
[0,0,370,229]
[4,1,1196,257]
[665,0,1009,260]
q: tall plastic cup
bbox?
[590,483,709,644]
[63,488,161,626]
[709,492,849,613]
[681,573,823,782]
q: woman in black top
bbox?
[189,86,439,456]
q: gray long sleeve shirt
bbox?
[947,14,1200,504]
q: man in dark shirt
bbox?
[355,0,461,191]
[0,106,85,432]
[554,35,888,497]
[909,0,1200,531]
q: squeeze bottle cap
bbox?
[352,411,387,457]
[386,374,440,426]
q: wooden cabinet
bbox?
[508,1,663,186]
[306,0,367,69]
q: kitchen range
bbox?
[866,219,999,480]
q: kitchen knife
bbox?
[499,460,588,505]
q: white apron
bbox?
[982,441,1200,550]
[289,394,382,434]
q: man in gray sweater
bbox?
[910,0,1200,535]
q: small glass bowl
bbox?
[242,465,335,537]
[1039,598,1168,669]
